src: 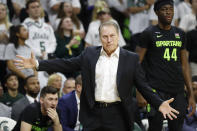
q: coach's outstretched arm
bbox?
[14,51,82,74]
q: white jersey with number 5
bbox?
[23,18,57,58]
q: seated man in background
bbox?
[62,78,75,95]
[11,75,40,121]
[0,82,11,118]
[47,73,62,97]
[13,86,62,131]
[0,73,24,107]
[58,75,82,131]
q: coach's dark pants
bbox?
[83,102,129,131]
[148,91,187,131]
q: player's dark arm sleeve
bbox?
[134,56,163,110]
[20,106,35,125]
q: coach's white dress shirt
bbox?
[95,47,121,102]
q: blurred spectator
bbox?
[128,0,153,35]
[11,75,40,121]
[0,102,11,118]
[55,2,85,38]
[182,76,197,131]
[105,0,128,32]
[12,0,27,15]
[85,1,126,47]
[0,3,11,37]
[105,0,132,50]
[19,0,50,24]
[11,0,49,25]
[58,75,82,131]
[55,17,83,59]
[48,0,81,28]
[7,0,15,21]
[11,0,27,25]
[0,81,11,118]
[5,25,36,80]
[55,17,83,78]
[179,0,197,32]
[50,0,81,15]
[47,73,62,97]
[22,0,56,90]
[126,0,154,52]
[177,0,192,23]
[91,0,108,21]
[41,0,58,28]
[106,0,127,15]
[13,86,62,131]
[77,0,92,32]
[0,73,24,107]
[5,25,37,94]
[23,0,57,60]
[0,3,12,84]
[39,0,51,12]
[186,26,197,76]
[0,2,10,47]
[62,78,75,95]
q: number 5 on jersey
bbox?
[163,48,177,61]
[40,42,46,52]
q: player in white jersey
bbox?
[23,0,57,59]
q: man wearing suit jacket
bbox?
[58,75,82,131]
[15,21,179,131]
[11,75,40,121]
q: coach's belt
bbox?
[95,101,121,108]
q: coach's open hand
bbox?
[159,98,179,120]
[14,52,37,69]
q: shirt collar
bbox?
[100,46,120,58]
[28,17,42,24]
[26,94,36,104]
[75,91,80,104]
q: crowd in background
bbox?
[0,0,197,131]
